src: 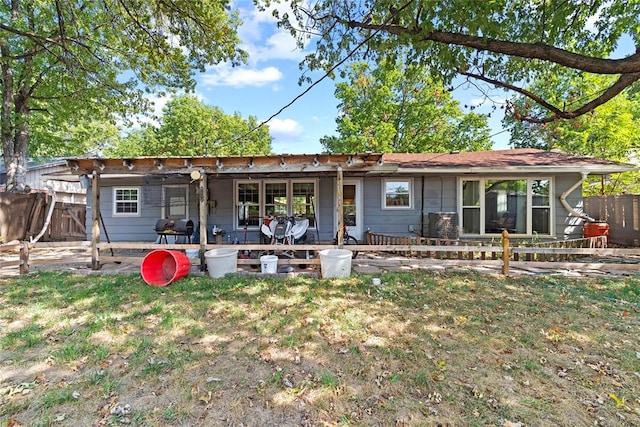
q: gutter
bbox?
[559,172,596,222]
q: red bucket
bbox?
[141,249,191,286]
[583,222,609,238]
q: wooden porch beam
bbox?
[91,171,101,270]
[337,166,344,246]
[199,171,208,270]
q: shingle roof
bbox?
[382,148,635,171]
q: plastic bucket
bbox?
[141,249,191,287]
[185,249,199,259]
[204,248,238,278]
[260,255,278,274]
[319,249,353,278]
[583,222,609,238]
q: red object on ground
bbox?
[141,249,190,286]
[583,222,609,238]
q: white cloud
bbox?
[201,65,283,87]
[236,2,308,64]
[267,118,304,140]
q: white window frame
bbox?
[233,179,318,231]
[235,180,262,231]
[112,187,141,217]
[457,177,553,237]
[382,178,413,210]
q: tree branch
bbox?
[462,71,563,115]
[464,70,640,123]
[345,22,640,74]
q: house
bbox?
[63,149,636,245]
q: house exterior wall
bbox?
[87,172,588,243]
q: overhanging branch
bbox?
[464,71,640,123]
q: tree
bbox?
[106,95,272,157]
[266,0,640,125]
[321,60,491,153]
[505,73,640,195]
[1,1,245,192]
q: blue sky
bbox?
[146,1,632,155]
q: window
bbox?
[461,181,480,234]
[383,178,413,209]
[113,187,140,216]
[292,182,317,227]
[265,182,288,218]
[237,182,260,228]
[532,180,551,234]
[459,178,552,236]
[235,180,317,230]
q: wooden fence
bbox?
[0,193,85,242]
[1,231,639,277]
[585,194,640,247]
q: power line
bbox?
[232,1,413,145]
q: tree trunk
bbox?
[1,33,31,194]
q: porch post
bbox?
[199,171,208,270]
[501,229,510,276]
[337,166,344,246]
[91,171,101,270]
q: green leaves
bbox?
[106,95,272,157]
[266,0,640,124]
[2,0,245,190]
[322,59,492,153]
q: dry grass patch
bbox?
[0,271,638,426]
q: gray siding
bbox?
[87,172,589,242]
[554,173,587,240]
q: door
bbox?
[336,179,363,241]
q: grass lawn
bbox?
[0,270,639,426]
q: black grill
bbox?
[155,219,194,243]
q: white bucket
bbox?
[204,248,238,278]
[319,249,353,278]
[260,255,278,274]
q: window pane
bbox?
[462,181,480,206]
[485,180,527,233]
[532,180,550,206]
[462,208,480,234]
[292,182,316,227]
[237,183,260,227]
[343,184,356,226]
[532,207,550,234]
[265,182,288,217]
[385,180,410,207]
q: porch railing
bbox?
[1,231,639,276]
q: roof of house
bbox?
[384,149,636,173]
[60,148,636,177]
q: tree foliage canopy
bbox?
[321,60,491,153]
[266,0,640,124]
[1,0,245,191]
[106,95,272,157]
[505,73,640,195]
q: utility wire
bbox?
[232,1,413,144]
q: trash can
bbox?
[204,248,238,278]
[319,249,353,278]
[260,255,278,274]
[141,249,191,286]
